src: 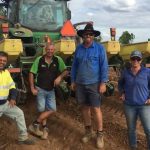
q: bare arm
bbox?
[99,82,106,94]
[54,70,69,86]
[29,72,38,95]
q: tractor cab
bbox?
[0,0,75,65]
[7,0,71,32]
[0,0,72,55]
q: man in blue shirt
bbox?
[71,23,108,149]
[118,50,150,150]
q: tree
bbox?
[94,35,102,42]
[0,6,7,17]
[119,31,135,44]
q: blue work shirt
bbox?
[118,66,150,105]
[71,42,108,85]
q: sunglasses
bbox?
[83,33,94,36]
[131,57,141,61]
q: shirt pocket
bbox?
[88,56,99,63]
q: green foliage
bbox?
[119,31,135,44]
[94,35,102,42]
[0,6,7,17]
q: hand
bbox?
[54,76,62,87]
[31,87,38,96]
[119,93,125,101]
[71,82,76,91]
[8,99,16,108]
[99,83,106,94]
[145,99,150,105]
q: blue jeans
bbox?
[124,104,150,149]
[36,87,56,112]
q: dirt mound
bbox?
[0,94,147,150]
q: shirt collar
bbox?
[42,55,54,64]
[128,65,145,74]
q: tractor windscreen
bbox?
[8,0,68,31]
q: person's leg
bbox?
[0,103,4,117]
[92,106,104,148]
[92,107,103,131]
[38,116,49,140]
[38,89,56,122]
[76,84,91,127]
[3,101,34,144]
[82,105,91,126]
[35,89,56,122]
[39,89,56,140]
[36,110,54,139]
[3,102,28,140]
[87,83,102,130]
[81,105,95,143]
[29,87,46,136]
[87,83,104,148]
[124,104,138,148]
[76,84,94,143]
[139,105,150,150]
[30,88,56,138]
[77,84,92,127]
[37,111,54,123]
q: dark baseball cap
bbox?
[130,50,142,59]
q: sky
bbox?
[68,0,150,43]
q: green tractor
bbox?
[0,0,76,103]
[0,0,74,58]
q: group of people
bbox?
[0,23,150,150]
[0,43,68,144]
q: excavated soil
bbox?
[0,94,147,150]
[0,69,147,150]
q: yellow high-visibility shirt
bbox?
[0,70,16,100]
